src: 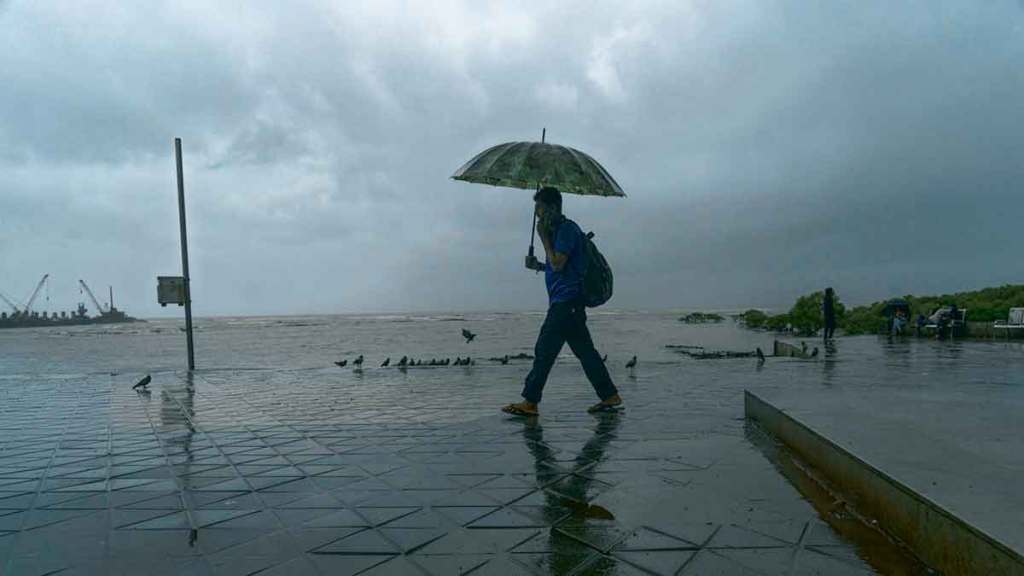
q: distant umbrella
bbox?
[882,299,911,317]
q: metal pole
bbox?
[175,138,195,371]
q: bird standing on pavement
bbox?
[625,356,637,370]
[353,355,364,369]
[334,360,348,368]
[462,329,476,343]
[381,357,390,367]
[133,374,152,390]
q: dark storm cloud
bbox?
[1,1,1022,316]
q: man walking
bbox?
[502,187,622,417]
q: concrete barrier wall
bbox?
[968,321,1024,339]
[744,390,1024,576]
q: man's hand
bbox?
[537,216,555,244]
[525,254,543,271]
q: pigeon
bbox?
[353,355,364,368]
[334,360,348,368]
[453,357,462,366]
[398,356,408,367]
[133,374,152,390]
[500,355,509,365]
[756,347,766,363]
[381,357,390,367]
[462,329,477,343]
[625,356,637,369]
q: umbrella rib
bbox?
[451,146,494,179]
[511,141,537,189]
[577,148,625,197]
[561,145,594,195]
[476,142,515,184]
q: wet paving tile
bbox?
[0,367,892,574]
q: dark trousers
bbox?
[824,318,836,341]
[521,299,618,404]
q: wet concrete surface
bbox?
[0,363,893,575]
[756,364,1024,560]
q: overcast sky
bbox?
[1,1,1022,317]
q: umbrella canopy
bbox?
[881,299,911,317]
[451,141,626,197]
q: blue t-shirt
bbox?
[545,218,587,304]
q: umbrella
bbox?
[881,299,911,317]
[451,129,625,257]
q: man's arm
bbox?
[540,229,568,271]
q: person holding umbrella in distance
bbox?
[451,131,624,416]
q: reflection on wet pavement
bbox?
[0,358,914,576]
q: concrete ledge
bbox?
[745,390,1024,576]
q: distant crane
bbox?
[0,291,20,315]
[78,279,108,315]
[22,274,49,315]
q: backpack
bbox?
[581,229,614,308]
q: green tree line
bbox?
[737,284,1024,336]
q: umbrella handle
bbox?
[530,128,544,259]
[529,211,536,258]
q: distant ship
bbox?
[0,275,141,329]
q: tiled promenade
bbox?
[0,365,886,575]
